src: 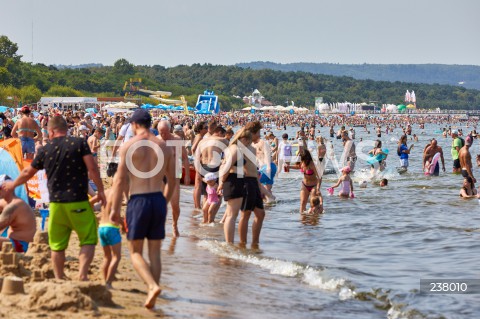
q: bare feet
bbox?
[172,225,180,238]
[144,286,161,309]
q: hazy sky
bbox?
[1,0,479,67]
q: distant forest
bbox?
[1,35,479,110]
[237,61,480,91]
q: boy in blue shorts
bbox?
[91,172,122,289]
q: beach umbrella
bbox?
[0,106,14,113]
[407,104,416,109]
[397,104,406,112]
[112,102,137,109]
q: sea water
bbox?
[162,122,480,319]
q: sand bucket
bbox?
[1,276,25,295]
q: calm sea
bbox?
[160,122,480,319]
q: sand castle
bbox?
[0,231,115,315]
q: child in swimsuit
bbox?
[203,173,220,224]
[330,166,354,198]
[90,167,122,289]
[307,192,323,214]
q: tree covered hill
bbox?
[1,35,479,110]
[236,61,480,91]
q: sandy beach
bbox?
[0,193,279,319]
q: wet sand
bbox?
[0,197,307,319]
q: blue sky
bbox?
[1,0,479,66]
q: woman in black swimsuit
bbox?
[220,128,252,243]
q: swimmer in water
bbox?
[459,176,477,198]
[307,191,323,214]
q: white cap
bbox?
[79,125,88,131]
[451,129,458,135]
[0,174,11,187]
[204,172,217,182]
[173,125,183,132]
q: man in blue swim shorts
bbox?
[110,109,176,309]
[0,175,36,253]
[259,162,277,189]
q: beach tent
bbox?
[397,104,406,112]
[0,139,29,203]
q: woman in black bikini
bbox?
[299,150,322,213]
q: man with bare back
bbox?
[110,109,175,309]
[196,125,228,221]
[157,120,190,237]
[423,139,445,176]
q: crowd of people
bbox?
[1,105,479,309]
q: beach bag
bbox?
[458,137,465,147]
